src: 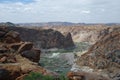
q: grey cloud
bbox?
[0,0,120,23]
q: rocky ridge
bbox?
[0,26,57,80]
[8,27,75,49]
[73,27,120,80]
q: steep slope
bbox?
[7,26,75,49]
[76,27,120,79]
[43,25,110,44]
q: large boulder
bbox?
[21,48,41,62]
[76,27,120,79]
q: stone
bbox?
[21,48,41,62]
[17,42,33,53]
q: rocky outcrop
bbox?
[8,27,75,49]
[21,48,41,62]
[0,26,58,80]
[75,27,120,79]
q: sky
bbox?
[0,0,120,23]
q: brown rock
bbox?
[21,48,41,62]
[3,65,22,80]
[4,31,21,43]
[17,42,33,53]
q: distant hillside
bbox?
[16,22,76,27]
[17,22,120,27]
[0,22,16,27]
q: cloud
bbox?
[0,0,120,23]
[81,10,91,14]
[101,9,105,12]
[0,0,34,4]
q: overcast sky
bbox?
[0,0,120,23]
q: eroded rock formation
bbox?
[0,26,57,80]
[8,27,75,49]
[74,27,120,80]
[43,25,113,44]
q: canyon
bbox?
[0,23,120,80]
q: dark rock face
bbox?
[21,49,41,62]
[17,42,33,53]
[0,69,10,80]
[8,27,75,49]
[63,32,74,48]
[76,27,120,79]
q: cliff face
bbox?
[8,27,75,49]
[76,27,120,79]
[43,25,110,44]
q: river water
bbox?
[39,42,90,75]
